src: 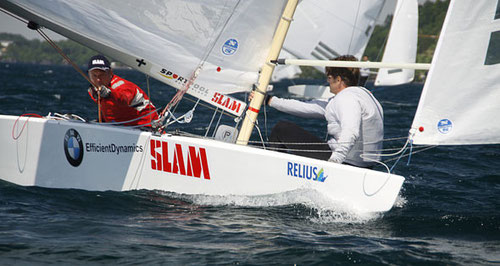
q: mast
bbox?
[236,0,299,145]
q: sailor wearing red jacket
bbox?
[87,55,159,127]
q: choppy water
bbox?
[0,63,499,265]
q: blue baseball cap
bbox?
[87,55,111,71]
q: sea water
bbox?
[0,63,499,265]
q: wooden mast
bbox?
[236,0,299,145]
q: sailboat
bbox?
[283,0,419,100]
[272,0,500,152]
[374,0,419,86]
[0,0,412,213]
[273,0,386,81]
[278,0,387,99]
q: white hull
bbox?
[0,115,404,213]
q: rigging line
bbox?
[244,136,408,146]
[146,75,153,123]
[263,99,269,141]
[389,144,408,172]
[0,8,27,24]
[205,107,219,138]
[90,108,160,127]
[347,0,362,55]
[36,29,97,88]
[232,112,243,143]
[212,110,226,138]
[159,0,242,120]
[383,145,437,163]
[254,120,266,149]
[34,27,102,122]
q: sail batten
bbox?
[410,0,500,145]
[0,0,289,116]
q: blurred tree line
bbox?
[364,0,449,64]
[0,32,96,65]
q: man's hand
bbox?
[249,91,272,105]
[97,85,111,98]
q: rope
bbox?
[31,24,104,122]
[242,136,407,146]
[205,107,219,138]
[0,8,27,24]
[12,113,43,140]
[91,108,161,127]
[211,110,225,138]
[157,0,242,128]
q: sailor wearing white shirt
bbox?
[265,55,384,168]
[359,55,370,86]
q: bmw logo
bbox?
[222,38,238,55]
[64,128,84,167]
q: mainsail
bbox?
[0,0,288,116]
[272,0,386,81]
[375,0,418,86]
[410,0,500,145]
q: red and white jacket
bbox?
[88,75,159,126]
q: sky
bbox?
[0,10,66,41]
[0,0,433,42]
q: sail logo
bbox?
[211,92,243,115]
[159,68,209,97]
[287,162,327,182]
[150,139,211,180]
[222,38,238,55]
[437,119,453,134]
[64,128,84,167]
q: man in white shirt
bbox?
[265,55,384,168]
[359,55,370,86]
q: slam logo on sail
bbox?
[211,92,243,115]
[150,140,211,180]
[287,162,327,182]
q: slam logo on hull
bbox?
[287,162,327,182]
[150,140,211,180]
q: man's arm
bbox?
[269,97,328,119]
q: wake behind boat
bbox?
[0,0,409,213]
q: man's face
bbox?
[89,69,113,87]
[328,75,343,94]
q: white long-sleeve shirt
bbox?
[269,86,384,167]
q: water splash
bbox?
[158,189,384,224]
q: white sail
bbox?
[287,84,333,99]
[272,0,386,81]
[410,0,500,145]
[375,0,418,86]
[0,0,288,116]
